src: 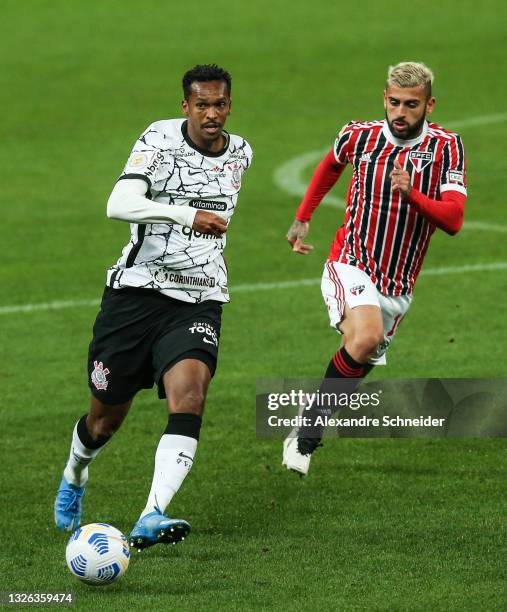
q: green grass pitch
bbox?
[0,1,506,609]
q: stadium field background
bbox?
[1,1,505,609]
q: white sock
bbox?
[141,434,197,518]
[63,420,106,486]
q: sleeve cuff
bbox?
[440,183,467,196]
[118,173,152,188]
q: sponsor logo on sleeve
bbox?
[146,151,164,175]
[128,150,163,174]
[408,150,434,172]
[448,170,464,183]
[128,152,150,168]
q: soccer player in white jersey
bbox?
[54,65,253,548]
[282,62,467,475]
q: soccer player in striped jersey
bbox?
[283,62,467,475]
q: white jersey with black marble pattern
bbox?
[107,118,253,303]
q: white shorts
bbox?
[321,261,413,365]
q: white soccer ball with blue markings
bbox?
[66,523,130,585]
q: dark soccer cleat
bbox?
[129,510,190,551]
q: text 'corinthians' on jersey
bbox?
[107,119,253,303]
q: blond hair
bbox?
[387,62,434,97]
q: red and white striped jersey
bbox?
[329,119,467,295]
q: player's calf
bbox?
[55,402,125,531]
[345,330,384,364]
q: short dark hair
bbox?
[182,64,232,100]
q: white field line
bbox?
[0,299,100,315]
[1,261,506,316]
[462,221,507,233]
[273,112,507,211]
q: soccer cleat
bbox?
[129,510,190,551]
[54,476,86,531]
[282,434,312,476]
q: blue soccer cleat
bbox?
[129,510,190,551]
[54,476,86,531]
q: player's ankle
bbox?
[63,464,88,487]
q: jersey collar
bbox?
[382,119,428,148]
[181,120,230,158]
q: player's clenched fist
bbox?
[286,219,314,255]
[193,211,228,236]
[389,159,412,198]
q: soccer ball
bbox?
[66,523,130,586]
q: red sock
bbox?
[325,346,371,378]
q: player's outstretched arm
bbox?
[295,150,346,223]
[287,219,313,255]
[107,179,197,227]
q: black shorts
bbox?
[87,287,222,405]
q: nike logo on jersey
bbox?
[188,169,203,175]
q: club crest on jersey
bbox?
[91,361,110,390]
[153,269,169,283]
[350,284,365,296]
[226,162,242,189]
[408,150,434,173]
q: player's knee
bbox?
[86,413,125,440]
[88,397,130,439]
[170,387,206,414]
[348,329,384,360]
[87,414,123,439]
